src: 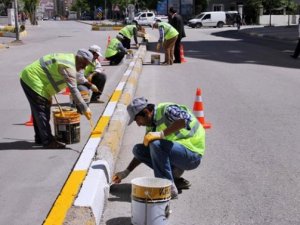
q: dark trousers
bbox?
[107,52,126,65]
[77,72,107,101]
[174,37,182,63]
[121,37,131,49]
[292,38,300,58]
[20,79,53,145]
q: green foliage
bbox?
[71,0,90,12]
[22,0,39,25]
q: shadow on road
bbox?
[105,217,131,225]
[147,30,300,70]
[108,183,131,202]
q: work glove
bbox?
[112,169,130,183]
[143,131,164,147]
[84,108,92,120]
[91,84,99,92]
[156,43,161,51]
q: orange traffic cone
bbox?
[193,88,211,129]
[62,87,70,95]
[24,115,33,126]
[180,44,187,63]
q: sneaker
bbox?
[174,177,191,190]
[90,98,105,104]
[44,140,66,149]
[171,184,178,199]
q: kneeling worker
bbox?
[118,23,141,49]
[112,97,205,199]
[20,49,93,149]
[77,45,107,103]
[104,35,127,65]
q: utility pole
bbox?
[13,0,20,41]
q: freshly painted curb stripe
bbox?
[43,47,145,225]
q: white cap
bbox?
[76,49,93,64]
[89,45,103,57]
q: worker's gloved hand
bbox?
[112,169,130,183]
[156,43,161,51]
[84,108,92,120]
[143,131,164,147]
[91,84,99,92]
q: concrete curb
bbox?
[63,45,146,225]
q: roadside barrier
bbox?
[193,88,211,129]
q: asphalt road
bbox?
[0,21,134,225]
[101,27,300,225]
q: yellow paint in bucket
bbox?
[131,177,172,225]
[151,54,160,65]
[53,108,81,144]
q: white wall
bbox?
[259,15,300,26]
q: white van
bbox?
[188,11,226,28]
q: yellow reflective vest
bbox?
[146,103,205,155]
[20,53,75,100]
[158,22,178,40]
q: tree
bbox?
[22,0,39,25]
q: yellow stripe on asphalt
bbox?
[43,170,87,225]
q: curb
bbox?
[46,45,146,225]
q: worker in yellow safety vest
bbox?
[152,20,178,65]
[104,35,128,65]
[20,49,93,149]
[112,97,205,199]
[76,45,107,103]
[118,23,141,49]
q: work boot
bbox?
[174,177,191,190]
[171,184,178,199]
[90,98,105,104]
[44,140,66,149]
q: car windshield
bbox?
[135,12,141,17]
[195,13,204,19]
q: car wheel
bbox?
[195,23,202,28]
[217,22,224,28]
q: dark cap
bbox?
[127,97,148,125]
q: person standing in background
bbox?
[169,7,186,64]
[291,17,300,59]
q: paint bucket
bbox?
[151,54,160,65]
[131,177,172,225]
[70,90,91,106]
[53,108,80,144]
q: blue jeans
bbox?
[133,139,202,182]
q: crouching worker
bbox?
[20,49,93,149]
[104,35,128,65]
[112,97,205,199]
[118,22,141,49]
[77,45,107,103]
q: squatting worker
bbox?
[104,35,128,65]
[152,20,178,65]
[118,22,143,49]
[20,49,93,149]
[76,45,107,103]
[113,97,205,199]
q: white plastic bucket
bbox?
[151,54,160,65]
[131,177,172,225]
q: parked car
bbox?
[188,11,226,28]
[132,11,168,26]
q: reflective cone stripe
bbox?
[25,115,33,126]
[193,88,211,129]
